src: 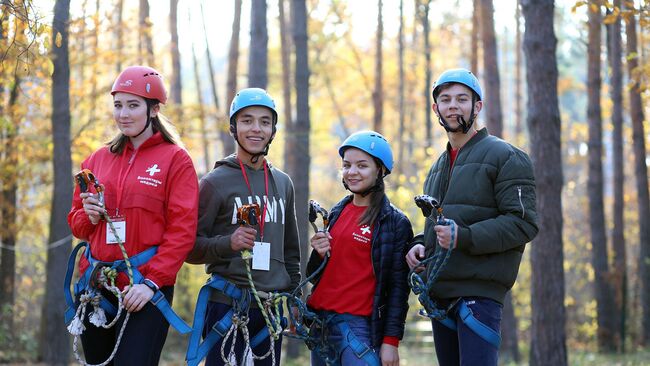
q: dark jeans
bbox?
[79,286,173,366]
[203,301,283,366]
[431,297,502,366]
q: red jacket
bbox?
[67,132,199,289]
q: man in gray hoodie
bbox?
[186,88,301,366]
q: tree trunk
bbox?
[289,1,311,352]
[623,0,650,347]
[191,28,211,175]
[139,0,154,66]
[514,0,523,147]
[397,0,405,177]
[170,0,182,106]
[41,0,72,363]
[606,0,626,352]
[0,70,20,340]
[115,0,123,73]
[279,0,295,175]
[422,0,432,150]
[224,0,242,156]
[471,0,480,75]
[372,0,383,133]
[201,2,229,160]
[479,0,503,138]
[249,0,268,89]
[587,3,616,352]
[500,291,521,363]
[521,1,568,365]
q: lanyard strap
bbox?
[238,158,269,239]
[115,146,138,214]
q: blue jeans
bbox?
[203,301,282,366]
[310,313,378,366]
[431,297,502,366]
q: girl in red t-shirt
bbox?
[306,131,413,366]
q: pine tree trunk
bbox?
[587,3,616,352]
[606,0,626,352]
[249,0,268,89]
[479,0,503,138]
[514,0,523,147]
[224,0,242,156]
[279,0,295,175]
[170,0,182,106]
[623,0,650,346]
[422,0,432,150]
[397,0,405,177]
[500,292,521,363]
[372,0,383,133]
[138,0,154,66]
[521,1,568,365]
[41,0,72,363]
[289,1,311,352]
[471,0,480,75]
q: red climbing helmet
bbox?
[111,66,168,104]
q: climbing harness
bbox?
[186,203,284,366]
[278,200,381,365]
[65,170,191,366]
[408,195,501,348]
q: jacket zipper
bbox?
[517,186,525,219]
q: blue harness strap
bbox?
[326,314,380,366]
[437,300,501,349]
[63,242,191,334]
[186,274,281,366]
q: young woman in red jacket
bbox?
[67,66,198,365]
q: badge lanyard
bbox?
[238,158,269,240]
[115,147,139,216]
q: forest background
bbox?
[1,0,650,365]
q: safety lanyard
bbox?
[115,145,138,214]
[238,158,269,239]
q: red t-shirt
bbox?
[308,203,376,316]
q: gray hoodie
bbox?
[186,155,301,297]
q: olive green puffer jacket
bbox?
[413,128,538,304]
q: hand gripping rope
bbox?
[408,195,456,321]
[408,195,502,348]
[266,200,344,365]
[66,169,134,366]
[236,203,283,365]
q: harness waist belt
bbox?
[63,242,191,334]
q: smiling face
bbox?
[234,106,275,161]
[432,83,482,131]
[113,92,158,138]
[342,148,381,193]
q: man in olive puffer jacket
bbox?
[406,68,538,366]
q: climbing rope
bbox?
[235,204,282,365]
[409,195,456,320]
[67,169,136,365]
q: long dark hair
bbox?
[108,98,183,154]
[357,158,386,226]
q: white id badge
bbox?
[252,241,271,271]
[106,218,126,244]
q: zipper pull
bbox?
[517,186,525,219]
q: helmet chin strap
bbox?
[435,98,478,134]
[133,103,153,138]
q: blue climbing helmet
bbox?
[229,87,278,132]
[229,88,278,161]
[432,68,483,102]
[339,131,394,175]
